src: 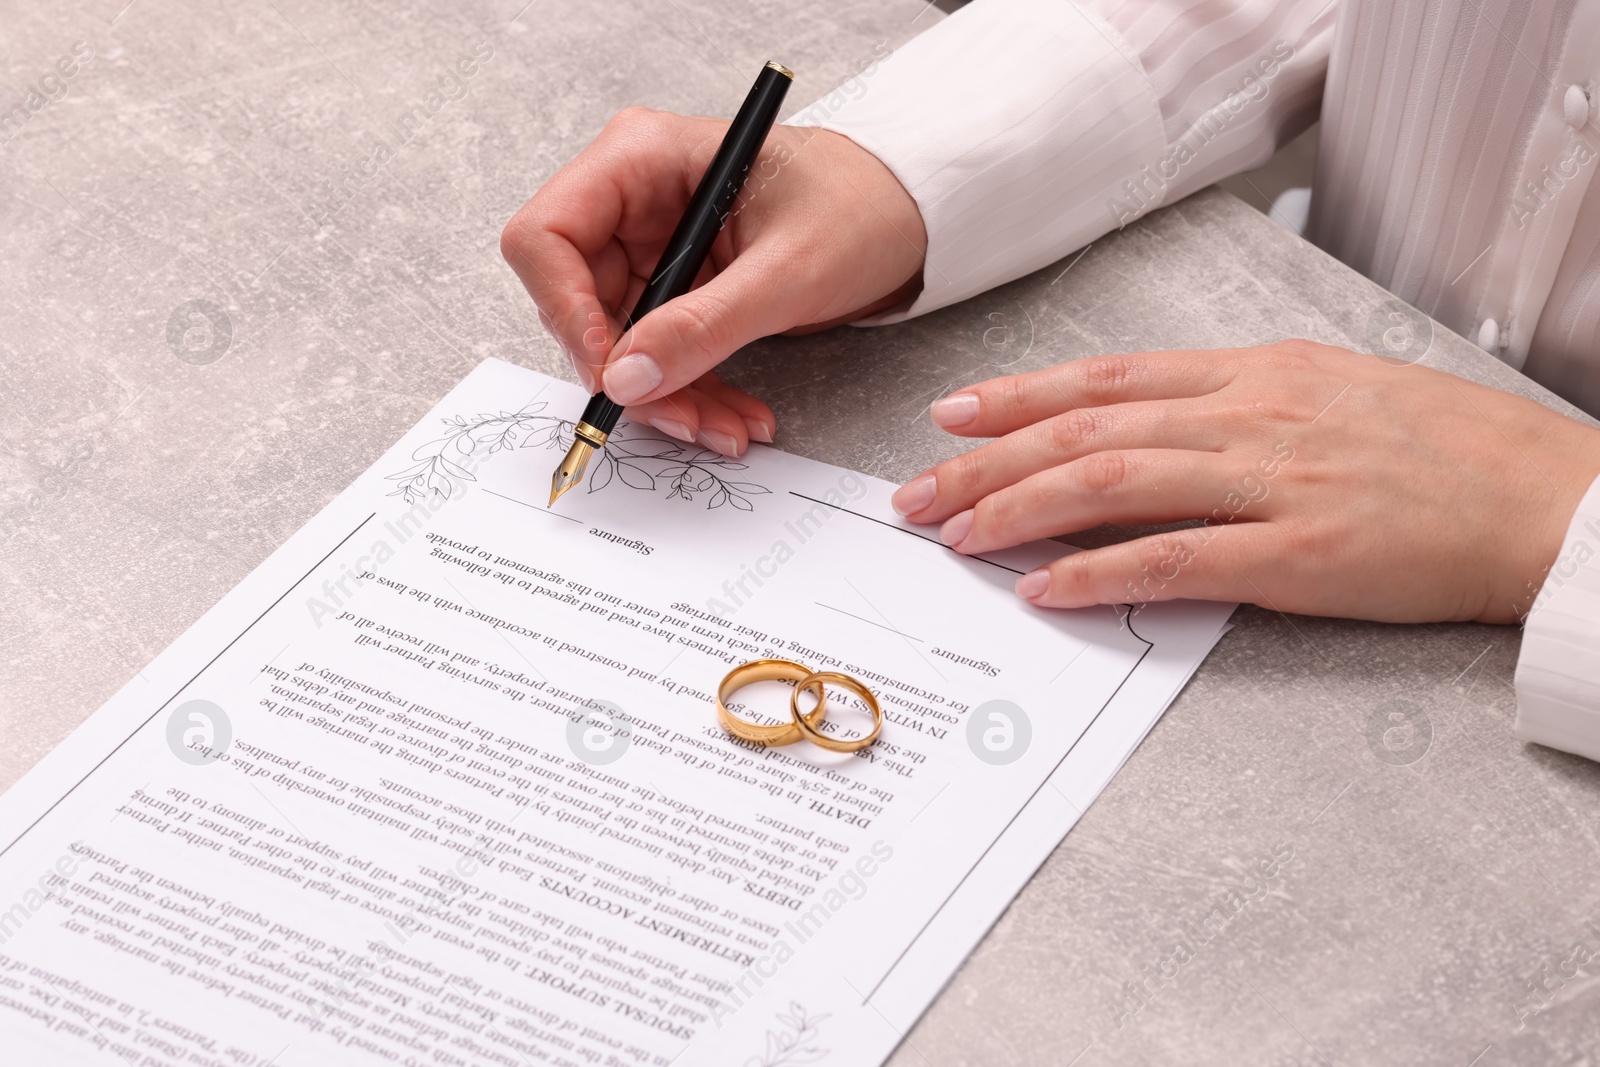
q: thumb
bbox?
[600,255,801,406]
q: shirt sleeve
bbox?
[786,0,1335,322]
[1515,475,1600,762]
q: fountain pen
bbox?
[550,60,795,505]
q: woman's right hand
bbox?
[500,108,927,456]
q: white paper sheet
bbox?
[0,359,1233,1066]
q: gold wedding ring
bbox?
[791,671,883,753]
[717,658,828,745]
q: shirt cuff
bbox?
[1514,473,1600,761]
[786,0,1166,323]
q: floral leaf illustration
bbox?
[438,457,477,482]
[588,452,616,493]
[384,408,771,510]
[616,460,656,491]
[384,459,433,483]
[743,1003,829,1067]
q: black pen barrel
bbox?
[626,62,793,327]
[578,62,793,438]
[578,391,624,434]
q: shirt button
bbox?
[1478,318,1500,351]
[1564,84,1590,128]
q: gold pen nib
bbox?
[549,438,596,505]
[549,421,610,506]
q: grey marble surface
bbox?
[3,2,1598,1065]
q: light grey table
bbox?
[4,2,1598,1065]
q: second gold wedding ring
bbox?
[791,671,883,753]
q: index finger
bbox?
[930,351,1236,437]
[500,200,616,388]
[500,110,718,382]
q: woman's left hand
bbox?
[890,340,1600,624]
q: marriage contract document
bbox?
[0,360,1233,1066]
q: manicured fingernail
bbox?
[931,392,979,429]
[1016,569,1049,599]
[652,418,695,442]
[604,354,663,405]
[892,474,936,516]
[940,509,973,547]
[697,429,740,456]
[566,349,596,392]
[744,418,773,443]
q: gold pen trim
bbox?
[573,420,609,448]
[764,60,795,80]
